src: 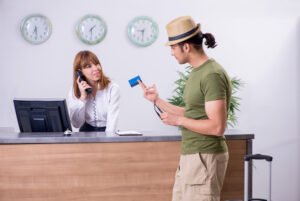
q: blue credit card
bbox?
[128,75,142,87]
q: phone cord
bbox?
[92,97,97,126]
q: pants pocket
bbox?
[181,153,208,185]
[181,153,228,197]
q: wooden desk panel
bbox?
[222,140,248,201]
[0,139,250,201]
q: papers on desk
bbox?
[115,130,143,136]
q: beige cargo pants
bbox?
[172,152,229,201]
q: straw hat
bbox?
[165,16,201,46]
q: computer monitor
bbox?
[14,98,72,132]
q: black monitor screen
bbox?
[14,99,72,132]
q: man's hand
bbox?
[160,112,182,126]
[138,80,159,103]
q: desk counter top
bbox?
[0,129,254,144]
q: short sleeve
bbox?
[202,73,227,102]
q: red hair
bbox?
[72,50,110,98]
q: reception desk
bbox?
[0,130,254,201]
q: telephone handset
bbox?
[76,70,92,94]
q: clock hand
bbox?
[89,24,96,32]
[141,29,145,40]
[33,26,38,35]
[89,24,96,39]
[135,28,145,40]
[136,28,145,32]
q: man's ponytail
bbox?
[203,33,217,48]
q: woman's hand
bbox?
[138,80,159,103]
[77,77,91,101]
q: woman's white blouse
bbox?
[67,82,120,132]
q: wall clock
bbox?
[76,15,107,45]
[127,16,159,47]
[20,14,52,45]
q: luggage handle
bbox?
[244,154,273,162]
[244,154,273,201]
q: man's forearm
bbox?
[156,98,184,116]
[179,117,226,137]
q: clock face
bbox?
[76,15,107,45]
[127,16,159,47]
[20,14,52,45]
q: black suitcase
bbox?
[226,154,273,201]
[244,154,273,201]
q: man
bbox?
[139,16,232,201]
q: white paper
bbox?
[115,130,142,136]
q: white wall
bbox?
[0,0,299,200]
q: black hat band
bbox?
[168,24,199,41]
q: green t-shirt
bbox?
[181,59,232,154]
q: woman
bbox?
[68,50,120,133]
